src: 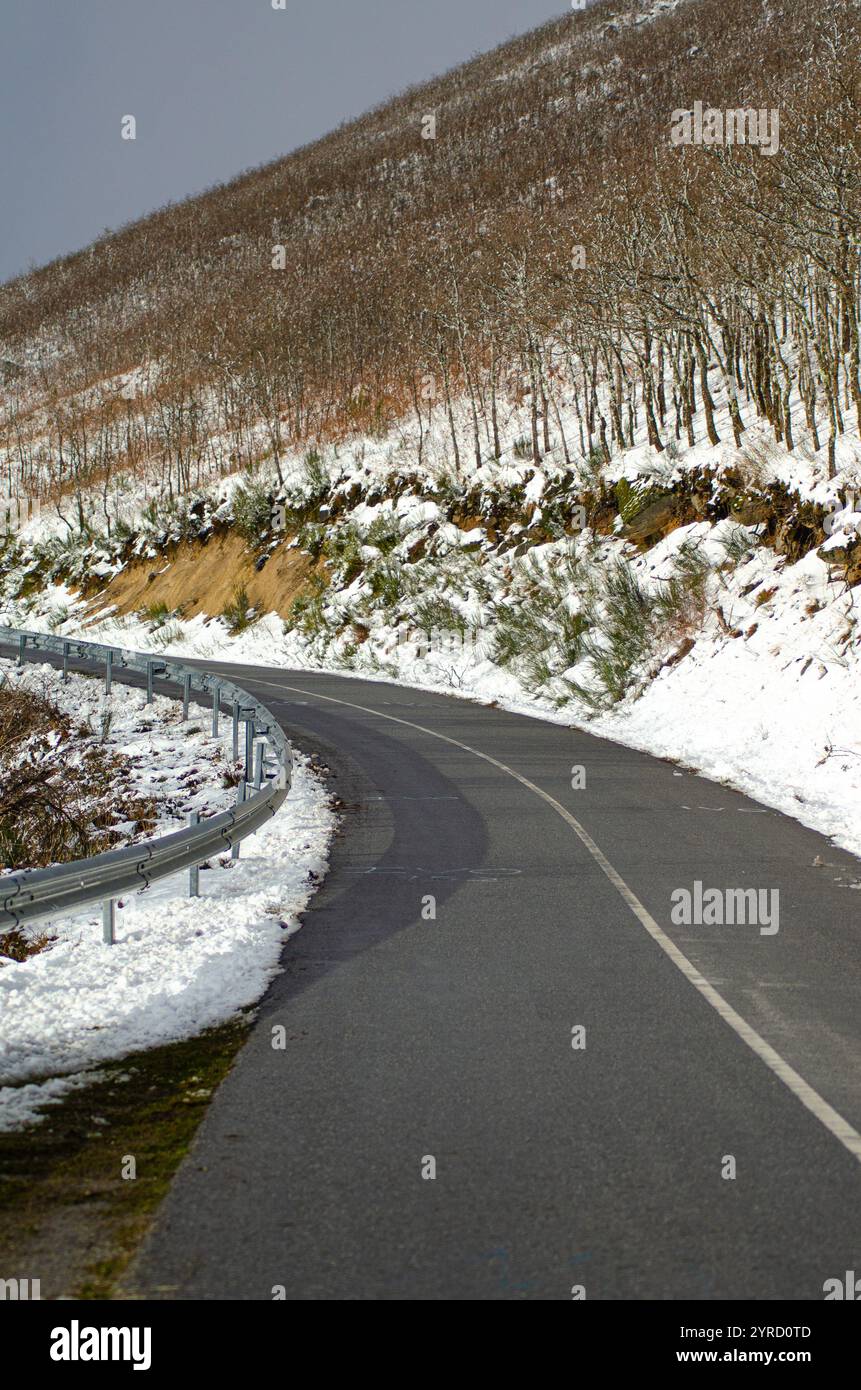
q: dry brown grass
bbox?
[0,928,55,963]
[0,683,157,878]
[0,680,157,958]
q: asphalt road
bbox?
[118,662,861,1301]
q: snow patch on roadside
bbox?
[0,737,336,1131]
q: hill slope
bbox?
[0,0,859,855]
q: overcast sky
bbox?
[0,0,574,286]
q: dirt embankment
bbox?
[86,532,315,625]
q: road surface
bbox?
[119,661,861,1300]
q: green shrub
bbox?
[323,524,364,583]
[233,481,272,543]
[569,543,713,709]
[365,512,402,555]
[368,561,404,608]
[566,561,654,708]
[143,601,172,628]
[652,541,711,637]
[490,547,587,693]
[221,584,257,634]
[47,605,70,632]
[153,620,185,649]
[297,522,326,559]
[289,574,330,636]
[430,467,463,510]
[302,449,329,504]
[141,495,188,539]
[413,595,467,638]
[718,525,757,567]
[578,447,605,492]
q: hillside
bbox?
[0,0,859,854]
[1,0,857,489]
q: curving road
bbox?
[124,662,861,1301]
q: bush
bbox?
[47,604,70,632]
[302,450,329,504]
[323,524,364,583]
[233,481,272,543]
[652,541,711,640]
[152,620,185,649]
[221,584,257,634]
[289,574,330,637]
[368,561,404,608]
[140,495,189,541]
[413,595,467,638]
[718,525,758,567]
[297,522,326,559]
[570,543,713,708]
[365,512,402,555]
[490,547,587,694]
[143,601,171,628]
[579,448,605,492]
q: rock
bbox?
[620,494,676,539]
[774,516,820,559]
[730,495,770,525]
[818,536,861,585]
[664,636,696,667]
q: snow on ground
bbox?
[586,528,861,857]
[0,664,336,1131]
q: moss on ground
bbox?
[0,1016,249,1299]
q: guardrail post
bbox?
[188,810,200,896]
[146,661,154,704]
[102,898,116,945]
[253,740,264,789]
[105,649,113,695]
[211,683,221,736]
[232,782,246,860]
[244,718,255,783]
[182,673,192,721]
[62,641,70,683]
[232,702,240,760]
[17,633,25,666]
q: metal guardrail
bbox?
[0,625,292,942]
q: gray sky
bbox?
[0,0,570,286]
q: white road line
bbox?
[236,670,861,1166]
